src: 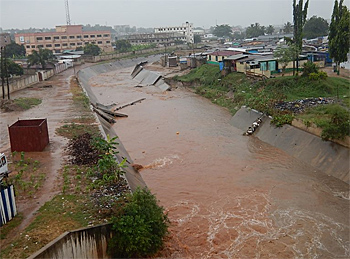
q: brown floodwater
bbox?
[89,66,349,258]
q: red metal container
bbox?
[8,119,49,152]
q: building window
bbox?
[76,35,82,38]
[45,37,51,40]
[26,45,30,48]
[106,41,110,43]
[61,36,67,39]
[31,45,36,48]
[90,35,95,38]
[36,37,43,41]
[46,44,52,47]
[84,35,89,38]
[103,34,109,37]
[91,41,96,44]
[63,43,68,46]
[37,45,44,48]
[69,36,75,39]
[77,42,82,45]
[97,35,102,37]
[54,36,59,40]
[97,41,102,44]
[55,44,60,47]
[70,43,76,46]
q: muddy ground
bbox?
[0,65,92,247]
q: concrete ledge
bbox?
[231,107,350,184]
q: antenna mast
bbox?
[65,0,71,25]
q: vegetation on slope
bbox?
[175,64,350,140]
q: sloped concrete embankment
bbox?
[77,56,160,191]
[231,107,350,184]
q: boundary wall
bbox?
[231,107,350,184]
[3,63,68,96]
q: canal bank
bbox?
[77,58,349,258]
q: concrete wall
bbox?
[4,63,68,96]
[231,107,350,184]
[27,224,113,259]
[77,56,163,191]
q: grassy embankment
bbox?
[174,64,350,139]
[0,78,105,259]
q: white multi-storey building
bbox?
[154,22,194,44]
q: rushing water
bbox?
[89,66,349,258]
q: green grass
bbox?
[56,123,100,139]
[0,213,24,239]
[14,98,42,110]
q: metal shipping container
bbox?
[8,119,49,152]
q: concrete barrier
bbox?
[231,107,350,184]
[27,224,113,259]
[4,63,69,96]
[77,56,162,191]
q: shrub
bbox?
[302,61,319,77]
[308,72,319,81]
[320,105,350,140]
[271,114,294,127]
[108,188,169,258]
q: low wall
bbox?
[231,107,350,184]
[27,224,113,259]
[4,63,69,96]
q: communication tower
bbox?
[65,0,71,25]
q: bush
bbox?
[302,61,319,77]
[320,105,350,140]
[108,188,169,258]
[271,114,294,127]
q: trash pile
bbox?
[67,133,100,165]
[244,118,263,136]
[274,97,335,114]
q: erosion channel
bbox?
[79,57,349,259]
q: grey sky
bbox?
[1,0,349,30]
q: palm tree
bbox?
[27,48,54,70]
[283,22,293,33]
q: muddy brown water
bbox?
[86,68,350,258]
[87,66,350,258]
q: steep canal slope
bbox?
[78,60,349,259]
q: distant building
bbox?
[15,25,113,55]
[155,22,194,44]
[0,33,11,48]
[125,32,186,46]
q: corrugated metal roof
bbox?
[224,54,249,61]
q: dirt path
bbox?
[0,65,91,246]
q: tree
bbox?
[114,40,132,53]
[274,44,298,76]
[4,42,26,58]
[108,188,169,258]
[329,0,350,75]
[293,0,309,75]
[283,22,293,33]
[246,23,265,38]
[303,16,329,39]
[27,48,54,69]
[266,25,275,35]
[6,59,23,76]
[83,43,101,56]
[212,24,232,38]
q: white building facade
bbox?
[154,22,194,44]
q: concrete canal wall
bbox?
[231,107,350,184]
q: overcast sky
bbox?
[1,0,349,30]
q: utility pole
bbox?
[1,47,5,99]
[4,48,10,99]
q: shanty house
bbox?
[207,50,239,65]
